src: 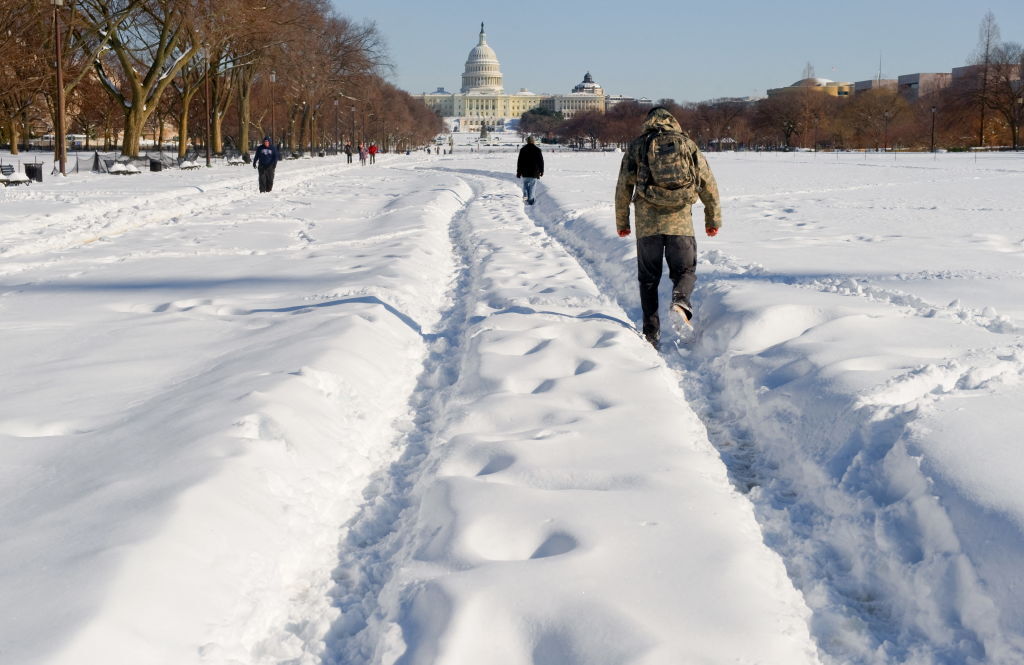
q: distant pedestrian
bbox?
[358,143,368,166]
[368,143,378,164]
[615,107,721,347]
[253,136,279,193]
[344,142,353,164]
[516,135,544,205]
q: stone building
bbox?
[896,73,952,101]
[767,77,854,98]
[415,24,611,131]
[853,79,897,94]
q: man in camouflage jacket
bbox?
[615,107,722,346]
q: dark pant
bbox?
[636,234,697,337]
[258,165,276,192]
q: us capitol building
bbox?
[415,23,644,133]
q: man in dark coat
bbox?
[516,135,544,205]
[253,136,279,193]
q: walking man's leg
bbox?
[265,166,276,193]
[665,235,697,317]
[636,234,666,342]
[523,177,537,205]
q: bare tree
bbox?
[754,93,808,148]
[838,88,906,150]
[77,0,200,156]
[519,108,563,141]
[695,99,747,151]
[985,42,1024,148]
[168,51,207,157]
[969,11,1002,147]
[0,2,48,153]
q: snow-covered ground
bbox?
[1,148,1022,665]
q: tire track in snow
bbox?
[319,175,479,664]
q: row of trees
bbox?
[1,0,442,159]
[522,13,1023,152]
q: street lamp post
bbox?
[52,0,66,175]
[930,106,937,153]
[883,111,891,152]
[334,99,339,150]
[270,70,276,148]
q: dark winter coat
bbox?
[253,139,279,169]
[517,143,544,179]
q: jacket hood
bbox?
[643,108,683,134]
[262,136,272,142]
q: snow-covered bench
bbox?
[0,164,31,186]
[108,161,141,175]
[179,160,202,170]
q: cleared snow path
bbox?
[323,164,821,665]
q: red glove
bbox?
[617,228,631,238]
[706,227,719,237]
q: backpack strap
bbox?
[638,130,659,187]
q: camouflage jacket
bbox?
[615,110,721,238]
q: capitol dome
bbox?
[461,23,504,94]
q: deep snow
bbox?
[1,145,1022,665]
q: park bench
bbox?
[107,159,141,175]
[0,164,30,186]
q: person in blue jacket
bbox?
[253,136,279,192]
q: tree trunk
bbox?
[297,107,308,153]
[176,85,200,159]
[177,106,192,159]
[7,120,19,155]
[213,110,223,154]
[238,85,251,153]
[307,109,315,152]
[212,89,234,154]
[121,104,147,157]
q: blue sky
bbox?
[334,0,1024,102]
